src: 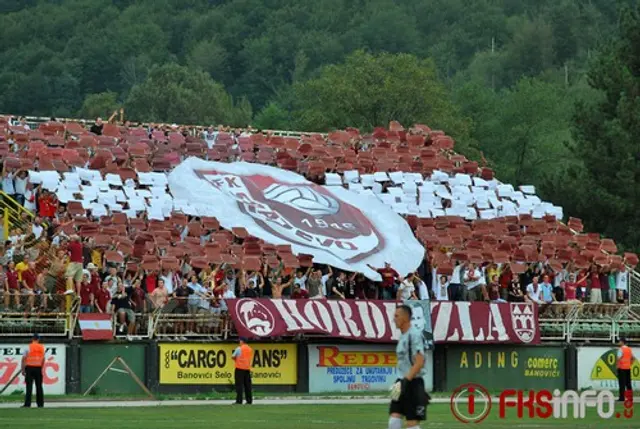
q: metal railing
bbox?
[630,269,640,306]
[0,312,69,337]
[1,114,328,138]
[0,191,37,240]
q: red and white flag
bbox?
[78,313,113,340]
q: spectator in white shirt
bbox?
[448,262,465,301]
[463,263,484,301]
[31,217,44,239]
[433,274,449,301]
[412,272,430,300]
[13,170,28,205]
[218,282,237,312]
[320,266,333,297]
[24,184,37,213]
[294,267,311,290]
[526,276,544,304]
[160,270,175,294]
[616,267,629,303]
[2,170,15,197]
[397,273,418,301]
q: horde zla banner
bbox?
[227,299,540,344]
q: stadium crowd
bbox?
[0,116,634,337]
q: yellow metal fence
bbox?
[0,190,37,240]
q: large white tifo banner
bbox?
[169,158,425,279]
[577,347,640,391]
[0,344,66,395]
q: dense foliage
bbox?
[0,0,639,249]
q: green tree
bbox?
[291,50,467,135]
[253,102,291,131]
[79,92,121,119]
[125,63,251,125]
[501,17,555,86]
[565,5,640,250]
[186,38,230,83]
[454,77,575,186]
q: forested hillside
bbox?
[1,0,639,250]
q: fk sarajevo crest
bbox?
[511,303,536,343]
[194,170,385,263]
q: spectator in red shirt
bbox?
[65,235,84,295]
[79,272,95,313]
[575,269,589,300]
[564,276,579,303]
[499,265,513,301]
[21,262,37,310]
[291,284,309,299]
[37,191,58,219]
[4,262,20,308]
[131,280,146,313]
[367,262,399,300]
[144,270,157,294]
[94,281,111,313]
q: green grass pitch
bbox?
[0,403,637,428]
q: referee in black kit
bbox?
[388,305,430,429]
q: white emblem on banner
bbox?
[236,299,275,336]
[511,303,536,343]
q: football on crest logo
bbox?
[195,170,385,263]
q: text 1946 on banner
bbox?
[159,343,297,385]
[0,344,66,395]
[227,299,540,344]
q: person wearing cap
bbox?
[617,338,635,401]
[87,262,101,292]
[21,334,45,408]
[232,337,254,405]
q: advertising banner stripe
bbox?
[0,344,66,395]
[307,344,433,393]
[159,343,297,385]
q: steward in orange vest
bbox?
[21,333,45,408]
[617,338,634,401]
[232,337,253,405]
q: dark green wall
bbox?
[80,343,146,395]
[445,345,566,391]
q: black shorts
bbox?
[389,378,429,421]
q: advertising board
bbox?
[308,344,433,392]
[445,346,565,390]
[0,343,66,395]
[159,343,297,385]
[577,346,639,391]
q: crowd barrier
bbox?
[0,341,637,396]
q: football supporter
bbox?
[94,281,111,313]
[112,282,135,336]
[79,271,95,313]
[291,283,309,299]
[367,262,399,300]
[65,235,83,295]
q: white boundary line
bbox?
[0,396,637,409]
